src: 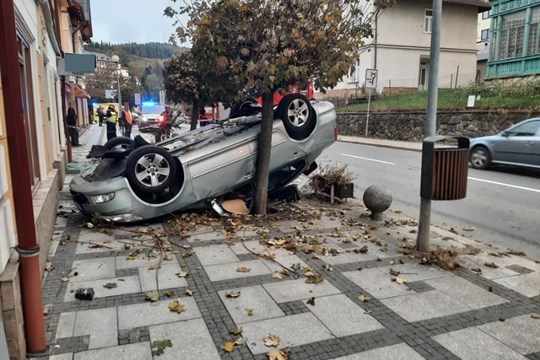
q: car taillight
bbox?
[157,115,164,123]
[334,127,339,140]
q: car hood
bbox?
[142,113,161,119]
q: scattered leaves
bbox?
[484,262,499,269]
[163,290,175,298]
[221,341,236,352]
[103,283,117,289]
[236,266,251,273]
[246,308,254,316]
[357,294,371,302]
[176,271,189,278]
[151,339,172,356]
[145,291,159,302]
[273,269,289,279]
[267,347,290,360]
[305,273,324,284]
[307,297,316,306]
[389,268,400,276]
[168,300,186,314]
[392,276,408,285]
[506,248,526,256]
[225,291,241,298]
[264,334,281,347]
[230,326,243,335]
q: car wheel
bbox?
[104,137,134,152]
[276,93,316,140]
[125,145,177,194]
[470,146,491,170]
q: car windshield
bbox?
[141,105,165,115]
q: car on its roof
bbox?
[469,117,540,170]
[70,94,338,223]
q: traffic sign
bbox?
[365,69,378,89]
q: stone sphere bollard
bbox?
[363,185,392,221]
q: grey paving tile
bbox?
[377,262,452,282]
[76,231,116,253]
[65,276,141,301]
[56,311,77,339]
[478,314,540,354]
[73,307,117,349]
[381,290,471,322]
[118,297,201,330]
[115,254,170,270]
[218,285,285,324]
[70,258,116,282]
[73,342,152,360]
[187,231,227,243]
[433,327,528,360]
[331,343,425,360]
[304,294,384,337]
[138,262,187,292]
[458,255,520,280]
[204,259,271,281]
[260,250,309,273]
[262,278,341,303]
[322,244,394,265]
[229,240,266,255]
[343,268,413,299]
[241,313,334,354]
[424,275,507,309]
[195,244,239,265]
[149,318,220,360]
[49,354,73,360]
[493,273,540,297]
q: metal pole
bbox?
[417,0,441,251]
[116,63,122,113]
[365,88,371,137]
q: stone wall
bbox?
[336,110,540,141]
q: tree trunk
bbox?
[190,100,200,131]
[254,91,274,215]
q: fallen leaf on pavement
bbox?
[389,268,401,276]
[145,291,159,302]
[163,290,174,298]
[357,294,371,302]
[221,341,235,352]
[392,276,408,284]
[168,300,186,314]
[176,271,189,278]
[273,269,289,279]
[151,339,172,356]
[185,289,193,296]
[230,326,243,335]
[264,334,281,347]
[307,297,316,306]
[126,254,139,261]
[246,308,254,316]
[267,347,290,360]
[306,273,324,284]
[236,266,251,273]
[260,250,276,260]
[484,262,499,268]
[103,283,117,289]
[531,313,540,319]
[225,291,241,298]
[148,264,161,270]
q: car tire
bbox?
[276,93,316,140]
[104,137,134,152]
[470,146,491,170]
[125,145,177,194]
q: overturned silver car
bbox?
[70,94,337,223]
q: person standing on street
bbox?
[122,105,133,139]
[105,105,118,141]
[67,103,79,146]
[97,105,104,126]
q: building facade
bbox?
[0,0,92,358]
[319,0,490,99]
[487,0,540,78]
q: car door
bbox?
[493,119,540,166]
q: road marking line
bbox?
[468,176,540,193]
[340,153,396,165]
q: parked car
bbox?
[469,118,540,170]
[70,94,338,223]
[137,104,166,132]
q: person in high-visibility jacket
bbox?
[105,105,118,141]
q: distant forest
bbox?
[86,41,184,59]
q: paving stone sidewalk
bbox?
[34,125,539,360]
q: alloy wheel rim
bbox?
[287,99,309,127]
[135,153,171,187]
[472,151,487,167]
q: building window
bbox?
[348,59,360,83]
[424,9,433,33]
[481,29,490,40]
[529,6,540,56]
[495,10,526,60]
[482,10,491,20]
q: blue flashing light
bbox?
[142,101,156,106]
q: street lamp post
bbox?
[111,55,122,113]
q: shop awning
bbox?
[74,86,90,99]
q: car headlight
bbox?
[92,193,115,204]
[141,117,148,122]
[100,213,144,223]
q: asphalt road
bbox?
[320,141,540,259]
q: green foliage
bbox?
[340,80,540,112]
[86,41,183,60]
[151,339,172,356]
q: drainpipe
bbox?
[37,0,61,56]
[0,0,47,355]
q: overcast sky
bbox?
[90,0,179,44]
